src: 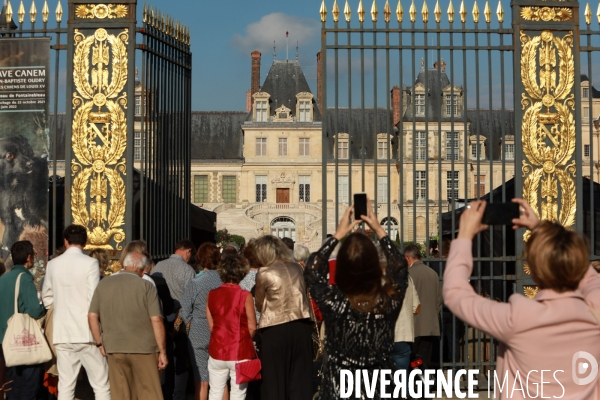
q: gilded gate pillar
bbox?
[65,0,136,251]
[512,0,582,296]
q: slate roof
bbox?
[191,111,247,160]
[324,108,396,160]
[402,64,460,122]
[252,60,322,121]
[466,109,515,160]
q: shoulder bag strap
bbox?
[14,273,25,315]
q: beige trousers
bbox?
[106,353,163,400]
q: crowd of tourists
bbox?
[0,196,600,400]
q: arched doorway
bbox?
[380,217,399,241]
[271,216,296,241]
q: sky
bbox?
[141,0,324,111]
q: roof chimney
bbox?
[316,51,323,112]
[251,50,261,97]
[391,85,401,127]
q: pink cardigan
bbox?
[443,238,600,400]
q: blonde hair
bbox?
[253,235,293,266]
[525,221,589,293]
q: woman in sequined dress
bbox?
[304,200,409,400]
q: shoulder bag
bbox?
[4,273,52,367]
[235,289,262,384]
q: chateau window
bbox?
[338,176,349,203]
[377,140,388,159]
[256,138,267,157]
[583,88,590,98]
[474,175,485,197]
[299,101,311,122]
[135,96,141,116]
[337,140,349,159]
[415,171,427,200]
[255,175,267,202]
[447,171,459,200]
[377,176,388,203]
[134,132,146,161]
[505,143,515,160]
[446,94,458,116]
[299,138,310,156]
[585,144,591,158]
[584,107,590,119]
[299,175,310,202]
[222,176,237,203]
[415,94,425,116]
[445,132,459,161]
[194,175,208,203]
[415,132,427,161]
[471,143,484,160]
[256,100,268,122]
[278,138,288,156]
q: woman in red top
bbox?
[206,254,257,400]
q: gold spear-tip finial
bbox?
[358,0,365,22]
[447,0,455,22]
[496,0,504,22]
[484,0,491,22]
[55,0,62,22]
[472,0,480,22]
[18,0,25,23]
[409,0,416,21]
[384,0,391,22]
[459,0,466,22]
[371,0,379,22]
[585,2,591,24]
[320,0,327,22]
[421,0,429,22]
[142,3,147,23]
[41,0,48,22]
[597,2,600,23]
[434,0,441,22]
[332,0,340,22]
[29,0,36,23]
[396,0,404,22]
[6,1,12,23]
[344,0,352,21]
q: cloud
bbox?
[231,13,320,55]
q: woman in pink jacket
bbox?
[444,198,600,399]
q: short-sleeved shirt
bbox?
[89,271,162,354]
[152,254,195,303]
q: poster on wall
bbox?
[0,38,50,286]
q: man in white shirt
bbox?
[42,225,110,400]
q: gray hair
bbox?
[123,252,147,270]
[293,244,310,263]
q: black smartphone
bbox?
[482,202,520,225]
[354,193,367,220]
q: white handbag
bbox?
[3,273,52,367]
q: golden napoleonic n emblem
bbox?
[71,27,129,250]
[520,29,576,232]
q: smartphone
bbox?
[353,193,367,220]
[482,202,520,225]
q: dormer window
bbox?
[415,94,425,116]
[446,94,458,116]
[135,96,141,116]
[253,92,271,122]
[502,134,515,160]
[583,87,589,99]
[273,105,293,122]
[256,101,268,122]
[296,92,314,122]
[335,133,349,159]
[470,135,486,161]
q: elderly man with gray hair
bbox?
[89,251,168,400]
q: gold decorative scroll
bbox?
[71,27,128,250]
[524,286,539,299]
[75,4,128,19]
[520,7,572,21]
[520,30,576,235]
